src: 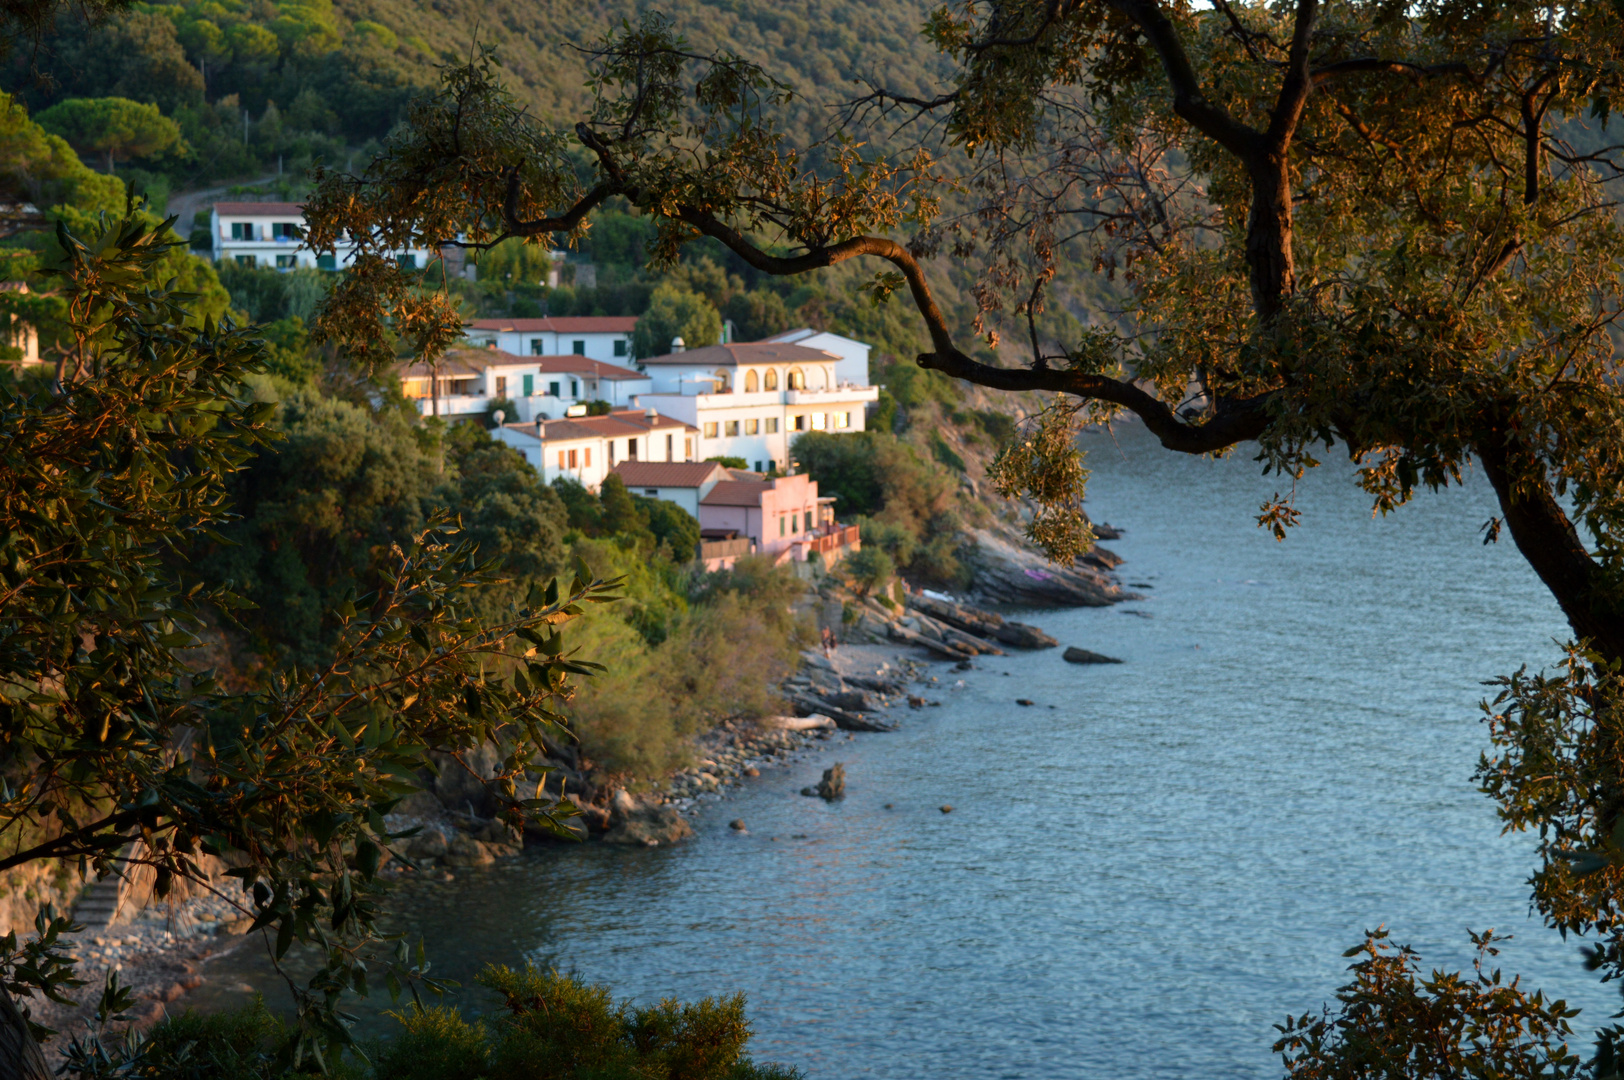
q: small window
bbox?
[811,412,826,430]
[495,376,507,398]
[558,451,566,468]
[570,380,579,397]
[549,381,560,397]
[584,447,591,466]
[645,488,658,496]
[685,437,694,459]
[608,440,615,465]
[523,375,534,397]
[779,515,785,537]
[787,368,805,390]
[628,439,638,460]
[792,513,800,533]
[230,222,255,240]
[275,254,296,269]
[754,460,763,473]
[272,222,300,239]
[704,422,718,438]
[316,253,337,271]
[614,339,627,357]
[235,254,256,267]
[724,420,739,437]
[835,411,850,429]
[666,433,673,458]
[530,339,544,355]
[792,415,806,431]
[396,253,417,270]
[766,418,779,434]
[744,418,759,435]
[744,370,759,392]
[572,339,586,355]
[764,369,779,391]
[568,449,578,468]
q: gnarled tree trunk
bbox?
[0,984,51,1080]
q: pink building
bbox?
[698,472,859,564]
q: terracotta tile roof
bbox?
[533,356,645,380]
[638,342,838,366]
[531,410,694,441]
[214,202,305,216]
[443,347,646,380]
[467,317,638,333]
[611,461,727,488]
[397,354,483,379]
[700,480,773,507]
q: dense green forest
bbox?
[0,0,951,201]
[0,0,1037,759]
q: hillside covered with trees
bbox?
[1,0,953,201]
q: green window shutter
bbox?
[523,375,533,396]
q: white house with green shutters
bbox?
[208,202,435,271]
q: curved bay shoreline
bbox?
[22,546,1129,1052]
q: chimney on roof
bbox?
[644,406,658,422]
[486,340,496,349]
[670,336,685,353]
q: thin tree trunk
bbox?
[0,984,52,1080]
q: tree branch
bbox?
[1479,429,1624,662]
[1105,0,1262,159]
[671,204,1272,455]
[1310,58,1475,86]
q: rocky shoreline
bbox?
[18,549,1128,1050]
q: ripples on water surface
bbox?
[200,421,1616,1077]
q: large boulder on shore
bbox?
[964,527,1135,608]
[602,789,694,846]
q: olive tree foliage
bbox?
[303,3,1624,1065]
[1274,928,1583,1080]
[0,215,618,1074]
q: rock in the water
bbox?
[1063,646,1124,664]
[404,824,450,861]
[442,832,495,867]
[994,621,1058,649]
[800,786,819,797]
[602,788,695,846]
[939,805,953,814]
[1016,698,1035,706]
[729,819,747,831]
[817,763,846,800]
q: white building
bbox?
[609,460,730,519]
[209,202,435,271]
[399,347,653,422]
[462,317,637,364]
[634,341,879,473]
[764,328,871,388]
[491,407,697,488]
[0,281,40,364]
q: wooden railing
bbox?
[700,538,753,561]
[804,525,860,554]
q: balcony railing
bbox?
[700,537,753,561]
[802,525,859,554]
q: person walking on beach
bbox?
[821,626,836,659]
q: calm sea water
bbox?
[198,420,1615,1077]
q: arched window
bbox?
[713,369,731,393]
[764,368,779,390]
[744,369,759,392]
[806,366,828,390]
[787,367,805,390]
